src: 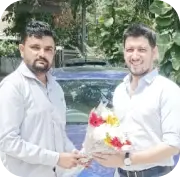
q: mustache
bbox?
[35,57,48,63]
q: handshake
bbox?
[57,149,91,169]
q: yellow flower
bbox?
[104,133,112,146]
[106,115,120,126]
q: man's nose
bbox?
[131,50,140,60]
[38,49,45,57]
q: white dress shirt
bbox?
[0,62,75,177]
[113,69,180,173]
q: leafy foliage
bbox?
[149,0,180,84]
[70,0,95,18]
[0,40,19,57]
[86,0,155,65]
[2,0,83,48]
[2,0,156,66]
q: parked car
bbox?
[52,65,179,177]
[0,61,179,176]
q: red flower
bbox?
[123,140,131,145]
[110,137,123,149]
[89,112,105,127]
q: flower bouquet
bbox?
[80,102,132,162]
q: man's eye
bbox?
[31,46,40,50]
[139,48,146,52]
[45,48,53,52]
[126,49,133,52]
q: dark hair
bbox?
[123,23,156,48]
[21,20,56,43]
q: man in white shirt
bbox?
[93,23,180,177]
[0,20,85,177]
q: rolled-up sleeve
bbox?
[160,83,180,149]
[0,81,59,166]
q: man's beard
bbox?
[130,70,149,77]
[28,58,51,74]
[127,65,150,77]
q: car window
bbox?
[57,79,122,124]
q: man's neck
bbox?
[36,73,47,85]
[130,76,139,91]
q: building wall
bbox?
[0,57,21,74]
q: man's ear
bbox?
[153,46,159,62]
[19,44,24,58]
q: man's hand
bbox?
[72,149,92,168]
[93,152,125,168]
[57,152,84,169]
[78,158,92,168]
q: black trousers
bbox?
[118,166,173,177]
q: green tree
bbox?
[3,0,84,48]
[86,0,155,65]
[149,0,180,85]
[0,40,19,57]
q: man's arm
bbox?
[93,81,180,168]
[0,81,59,167]
[131,143,179,165]
[131,82,180,165]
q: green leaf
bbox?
[149,0,172,15]
[160,61,173,76]
[157,32,173,63]
[169,71,177,82]
[157,33,171,44]
[105,0,113,6]
[114,7,122,12]
[171,47,180,70]
[100,31,110,37]
[176,73,180,85]
[156,15,173,27]
[158,43,172,63]
[98,16,104,24]
[171,59,180,70]
[173,32,180,46]
[104,17,114,27]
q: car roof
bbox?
[52,66,128,80]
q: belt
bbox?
[118,166,173,177]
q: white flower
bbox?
[92,124,112,140]
[101,110,114,120]
[101,111,110,120]
[108,127,127,142]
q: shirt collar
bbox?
[17,61,54,85]
[123,68,159,85]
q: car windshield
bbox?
[57,79,122,124]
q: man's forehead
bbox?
[24,35,55,46]
[125,36,150,47]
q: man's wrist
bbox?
[117,151,143,168]
[123,152,132,166]
[120,152,139,167]
[130,152,146,165]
